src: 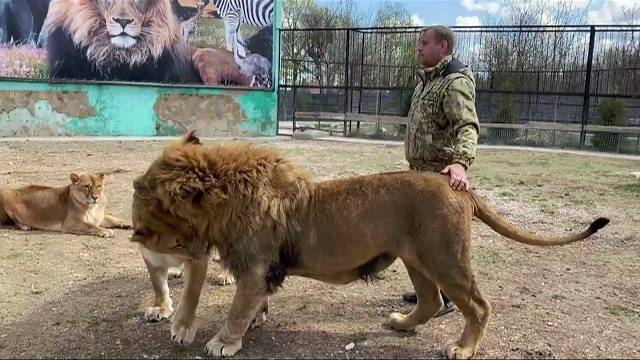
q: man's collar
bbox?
[418,55,453,84]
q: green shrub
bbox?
[592,98,626,152]
[488,94,519,144]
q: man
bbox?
[402,25,480,317]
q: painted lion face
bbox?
[102,0,142,48]
[94,0,180,65]
[101,0,158,49]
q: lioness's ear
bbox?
[97,172,108,183]
[182,129,201,145]
[70,173,80,184]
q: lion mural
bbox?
[44,0,201,83]
[130,131,609,359]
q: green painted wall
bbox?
[0,0,281,138]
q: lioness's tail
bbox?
[469,191,609,246]
[0,193,8,224]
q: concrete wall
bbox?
[0,1,281,138]
[0,83,277,137]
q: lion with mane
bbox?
[130,131,609,359]
[44,0,200,83]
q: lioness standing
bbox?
[0,172,130,237]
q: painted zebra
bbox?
[211,0,274,60]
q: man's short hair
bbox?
[422,25,455,55]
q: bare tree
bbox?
[281,0,316,85]
[480,0,591,125]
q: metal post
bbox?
[357,31,365,132]
[276,28,283,135]
[580,26,596,149]
[344,29,350,135]
[292,86,297,134]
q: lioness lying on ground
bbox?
[0,172,130,237]
[130,132,609,359]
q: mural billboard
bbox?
[0,0,275,88]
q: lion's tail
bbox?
[469,191,609,246]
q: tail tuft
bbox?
[589,217,610,233]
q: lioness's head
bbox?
[46,0,181,68]
[69,172,107,206]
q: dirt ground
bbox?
[0,137,638,359]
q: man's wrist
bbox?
[451,161,468,171]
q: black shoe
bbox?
[402,291,417,304]
[434,301,456,318]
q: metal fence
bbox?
[277,25,640,154]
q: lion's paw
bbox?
[250,310,267,329]
[442,342,475,359]
[168,267,184,279]
[205,335,242,357]
[212,272,235,286]
[171,320,198,346]
[387,312,416,332]
[144,306,173,322]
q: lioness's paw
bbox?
[16,223,31,231]
[387,312,415,332]
[205,335,242,357]
[212,273,235,286]
[442,341,475,359]
[144,306,173,322]
[98,229,114,238]
[171,320,198,345]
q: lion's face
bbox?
[102,0,146,49]
[69,172,107,206]
[130,175,200,258]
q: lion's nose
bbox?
[91,195,99,201]
[113,17,133,29]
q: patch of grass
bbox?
[472,247,506,267]
[620,181,640,194]
[605,304,640,320]
[551,294,567,301]
[530,192,555,211]
[498,190,515,198]
[352,332,368,344]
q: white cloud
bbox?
[588,0,639,24]
[411,14,425,26]
[461,0,501,13]
[455,15,482,26]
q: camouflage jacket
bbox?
[404,55,480,171]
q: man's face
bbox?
[417,29,448,68]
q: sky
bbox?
[316,0,640,26]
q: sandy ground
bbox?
[0,137,638,359]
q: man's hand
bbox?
[441,163,469,191]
